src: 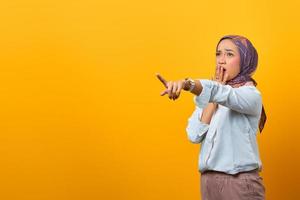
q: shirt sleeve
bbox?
[186,106,209,144]
[194,79,262,116]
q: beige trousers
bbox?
[200,169,265,200]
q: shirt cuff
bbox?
[193,79,213,109]
[196,121,210,137]
[189,117,210,137]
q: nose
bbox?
[218,54,226,64]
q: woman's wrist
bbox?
[183,78,203,96]
[190,79,203,96]
[183,78,193,91]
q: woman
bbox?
[156,34,267,200]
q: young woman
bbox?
[156,35,267,200]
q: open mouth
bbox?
[217,65,227,74]
[218,65,226,70]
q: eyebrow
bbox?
[216,49,235,52]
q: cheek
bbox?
[230,57,240,73]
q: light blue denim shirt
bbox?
[186,79,263,175]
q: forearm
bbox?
[200,103,217,124]
[188,79,216,124]
[190,79,203,96]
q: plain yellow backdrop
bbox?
[0,0,299,199]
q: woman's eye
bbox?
[227,53,234,56]
[216,53,220,56]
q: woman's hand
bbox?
[156,73,187,100]
[209,65,229,108]
[156,66,228,101]
[213,65,228,84]
[199,66,229,123]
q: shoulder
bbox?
[235,84,262,103]
[244,81,255,86]
[239,82,261,94]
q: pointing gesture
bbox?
[156,73,189,100]
[156,73,168,88]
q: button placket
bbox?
[205,129,217,165]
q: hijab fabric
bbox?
[216,35,267,133]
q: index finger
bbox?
[156,73,168,88]
[215,65,220,80]
[222,73,229,85]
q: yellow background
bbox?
[0,0,299,199]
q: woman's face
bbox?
[216,39,241,81]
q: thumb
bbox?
[160,89,168,96]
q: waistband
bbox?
[201,168,260,177]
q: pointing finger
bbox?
[156,73,168,88]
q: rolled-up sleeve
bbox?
[194,79,262,116]
[186,106,209,144]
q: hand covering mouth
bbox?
[218,65,226,70]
